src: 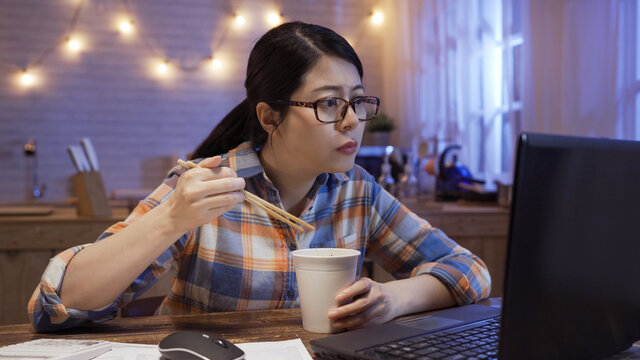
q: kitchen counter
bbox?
[0,207,128,325]
[0,200,510,325]
[0,207,129,250]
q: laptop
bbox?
[310,133,640,360]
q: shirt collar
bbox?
[221,142,263,179]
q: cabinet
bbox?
[0,207,128,325]
[0,201,510,325]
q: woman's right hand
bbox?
[163,156,246,233]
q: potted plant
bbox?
[362,112,395,146]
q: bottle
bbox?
[399,152,418,198]
[377,153,396,195]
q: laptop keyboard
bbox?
[368,317,500,360]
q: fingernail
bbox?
[328,310,337,317]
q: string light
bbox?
[119,20,134,34]
[7,1,383,89]
[206,54,236,80]
[157,61,168,74]
[266,12,282,27]
[67,37,82,52]
[21,72,35,86]
[371,10,384,26]
[234,14,246,26]
[211,58,222,69]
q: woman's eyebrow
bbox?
[311,84,364,93]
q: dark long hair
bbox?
[190,21,363,159]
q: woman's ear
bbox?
[256,102,280,133]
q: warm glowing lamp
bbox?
[371,11,384,26]
[119,20,133,33]
[266,12,281,27]
[21,72,34,86]
[235,14,246,26]
[211,58,222,69]
[157,62,168,74]
[67,37,81,52]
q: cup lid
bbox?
[291,248,360,258]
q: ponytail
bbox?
[190,99,267,159]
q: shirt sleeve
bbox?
[366,180,492,305]
[29,169,189,332]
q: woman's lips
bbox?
[337,140,358,155]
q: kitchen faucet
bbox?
[24,137,46,198]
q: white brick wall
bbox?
[0,0,383,203]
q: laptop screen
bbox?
[500,133,640,359]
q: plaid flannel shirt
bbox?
[29,141,491,332]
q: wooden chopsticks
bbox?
[177,159,315,232]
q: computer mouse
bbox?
[158,331,245,360]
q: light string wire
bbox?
[0,0,234,74]
[0,0,86,73]
[115,0,233,72]
[0,0,379,79]
[29,0,86,69]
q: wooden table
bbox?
[1,301,638,359]
[0,301,504,355]
[0,207,128,325]
[0,308,319,352]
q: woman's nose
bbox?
[336,104,359,131]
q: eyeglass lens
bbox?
[316,98,378,123]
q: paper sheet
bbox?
[94,338,313,360]
[0,338,312,360]
[0,339,111,360]
[237,339,313,360]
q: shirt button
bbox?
[288,243,297,251]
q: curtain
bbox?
[381,0,469,158]
[382,0,512,178]
[522,0,628,139]
[383,0,638,181]
[616,0,639,140]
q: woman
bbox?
[29,21,490,332]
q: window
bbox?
[460,0,523,175]
[634,0,640,139]
[617,0,640,140]
[410,0,524,177]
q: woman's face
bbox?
[269,55,367,177]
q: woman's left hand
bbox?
[328,277,399,330]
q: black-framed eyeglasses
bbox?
[269,96,381,124]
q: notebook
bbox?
[310,133,640,360]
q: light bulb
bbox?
[266,12,281,27]
[67,38,81,52]
[21,72,34,86]
[235,15,246,26]
[157,62,168,74]
[119,21,133,33]
[371,11,384,26]
[211,58,222,69]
